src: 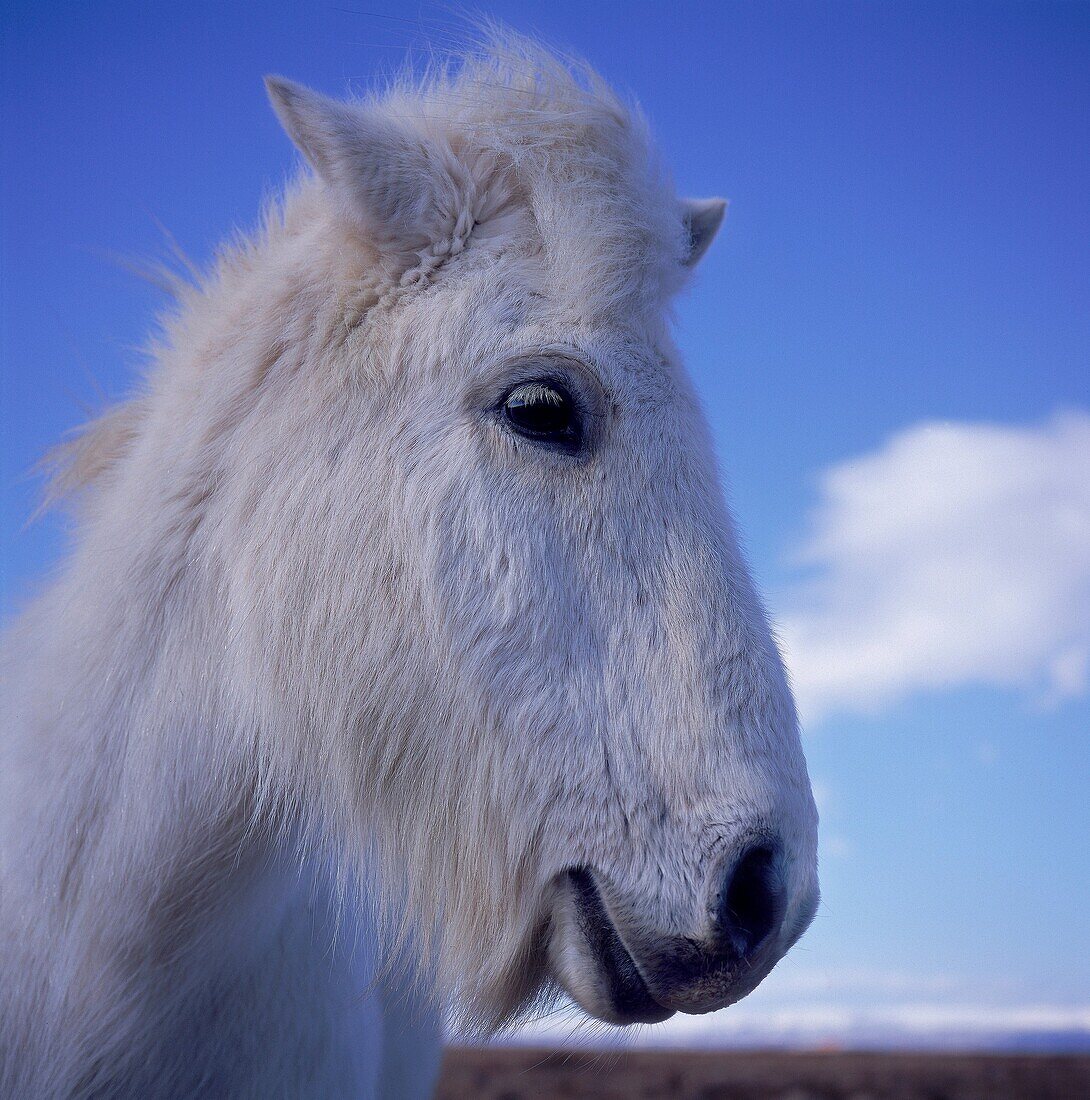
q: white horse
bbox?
[1,36,818,1099]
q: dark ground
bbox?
[436,1046,1090,1099]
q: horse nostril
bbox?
[714,845,785,958]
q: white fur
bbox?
[1,34,817,1098]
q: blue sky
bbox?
[3,2,1088,1046]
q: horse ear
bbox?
[265,75,454,256]
[682,198,727,267]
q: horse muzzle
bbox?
[546,843,817,1025]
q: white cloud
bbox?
[630,1001,1090,1047]
[497,964,1090,1049]
[501,1000,1090,1050]
[776,411,1090,724]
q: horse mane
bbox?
[381,29,637,155]
[35,400,142,515]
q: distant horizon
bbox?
[496,1000,1090,1054]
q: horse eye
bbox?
[501,381,580,448]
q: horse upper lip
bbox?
[564,867,674,1025]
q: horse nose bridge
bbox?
[609,495,748,643]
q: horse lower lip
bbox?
[566,868,674,1024]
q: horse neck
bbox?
[5,212,361,951]
[3,468,295,994]
[2,531,332,1093]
